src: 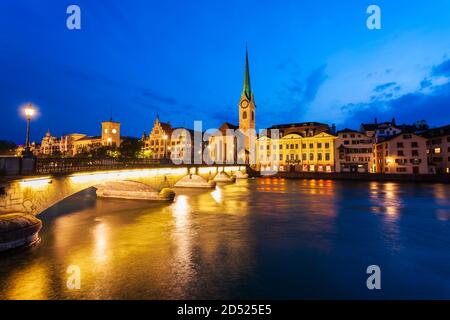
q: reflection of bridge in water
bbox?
[0,157,247,216]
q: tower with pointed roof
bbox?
[239,47,256,134]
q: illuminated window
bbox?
[104,129,108,134]
[434,148,441,154]
[112,129,117,134]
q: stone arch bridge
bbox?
[0,164,247,216]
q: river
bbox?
[1,178,450,299]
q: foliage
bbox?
[119,138,144,158]
[0,140,18,155]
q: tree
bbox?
[119,138,143,158]
[0,140,17,156]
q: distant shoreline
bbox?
[250,171,450,184]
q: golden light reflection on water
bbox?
[170,195,196,296]
[211,187,223,203]
[433,184,450,221]
[93,222,109,264]
[2,179,449,299]
[6,263,50,300]
[369,182,403,220]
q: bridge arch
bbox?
[0,166,247,216]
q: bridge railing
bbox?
[35,157,163,175]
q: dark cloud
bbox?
[280,64,328,106]
[142,90,178,105]
[432,59,450,77]
[339,58,450,129]
[304,65,328,102]
[420,78,432,89]
[341,81,450,128]
[374,82,397,93]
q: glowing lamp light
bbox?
[24,105,35,118]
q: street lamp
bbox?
[23,104,35,156]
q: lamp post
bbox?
[23,104,35,157]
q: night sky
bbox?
[1,0,450,144]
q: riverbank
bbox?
[250,171,450,184]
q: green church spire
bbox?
[242,47,252,100]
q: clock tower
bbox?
[239,48,256,134]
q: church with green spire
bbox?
[208,48,257,165]
[239,47,256,141]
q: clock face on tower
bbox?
[240,100,249,109]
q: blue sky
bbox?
[1,0,450,143]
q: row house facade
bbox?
[374,133,428,174]
[335,129,374,173]
[422,125,450,174]
[142,116,198,163]
[28,120,121,157]
[256,122,336,173]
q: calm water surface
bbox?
[1,178,450,299]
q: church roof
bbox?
[242,47,252,100]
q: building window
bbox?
[344,140,349,145]
[325,153,330,161]
[302,154,307,161]
[318,143,322,148]
[398,150,404,156]
[411,142,418,148]
[242,111,247,120]
[397,142,404,148]
[396,167,407,173]
[325,142,330,149]
[318,153,323,161]
[434,148,441,154]
[252,111,254,121]
[310,153,314,161]
[309,143,314,149]
[302,144,306,148]
[412,150,419,157]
